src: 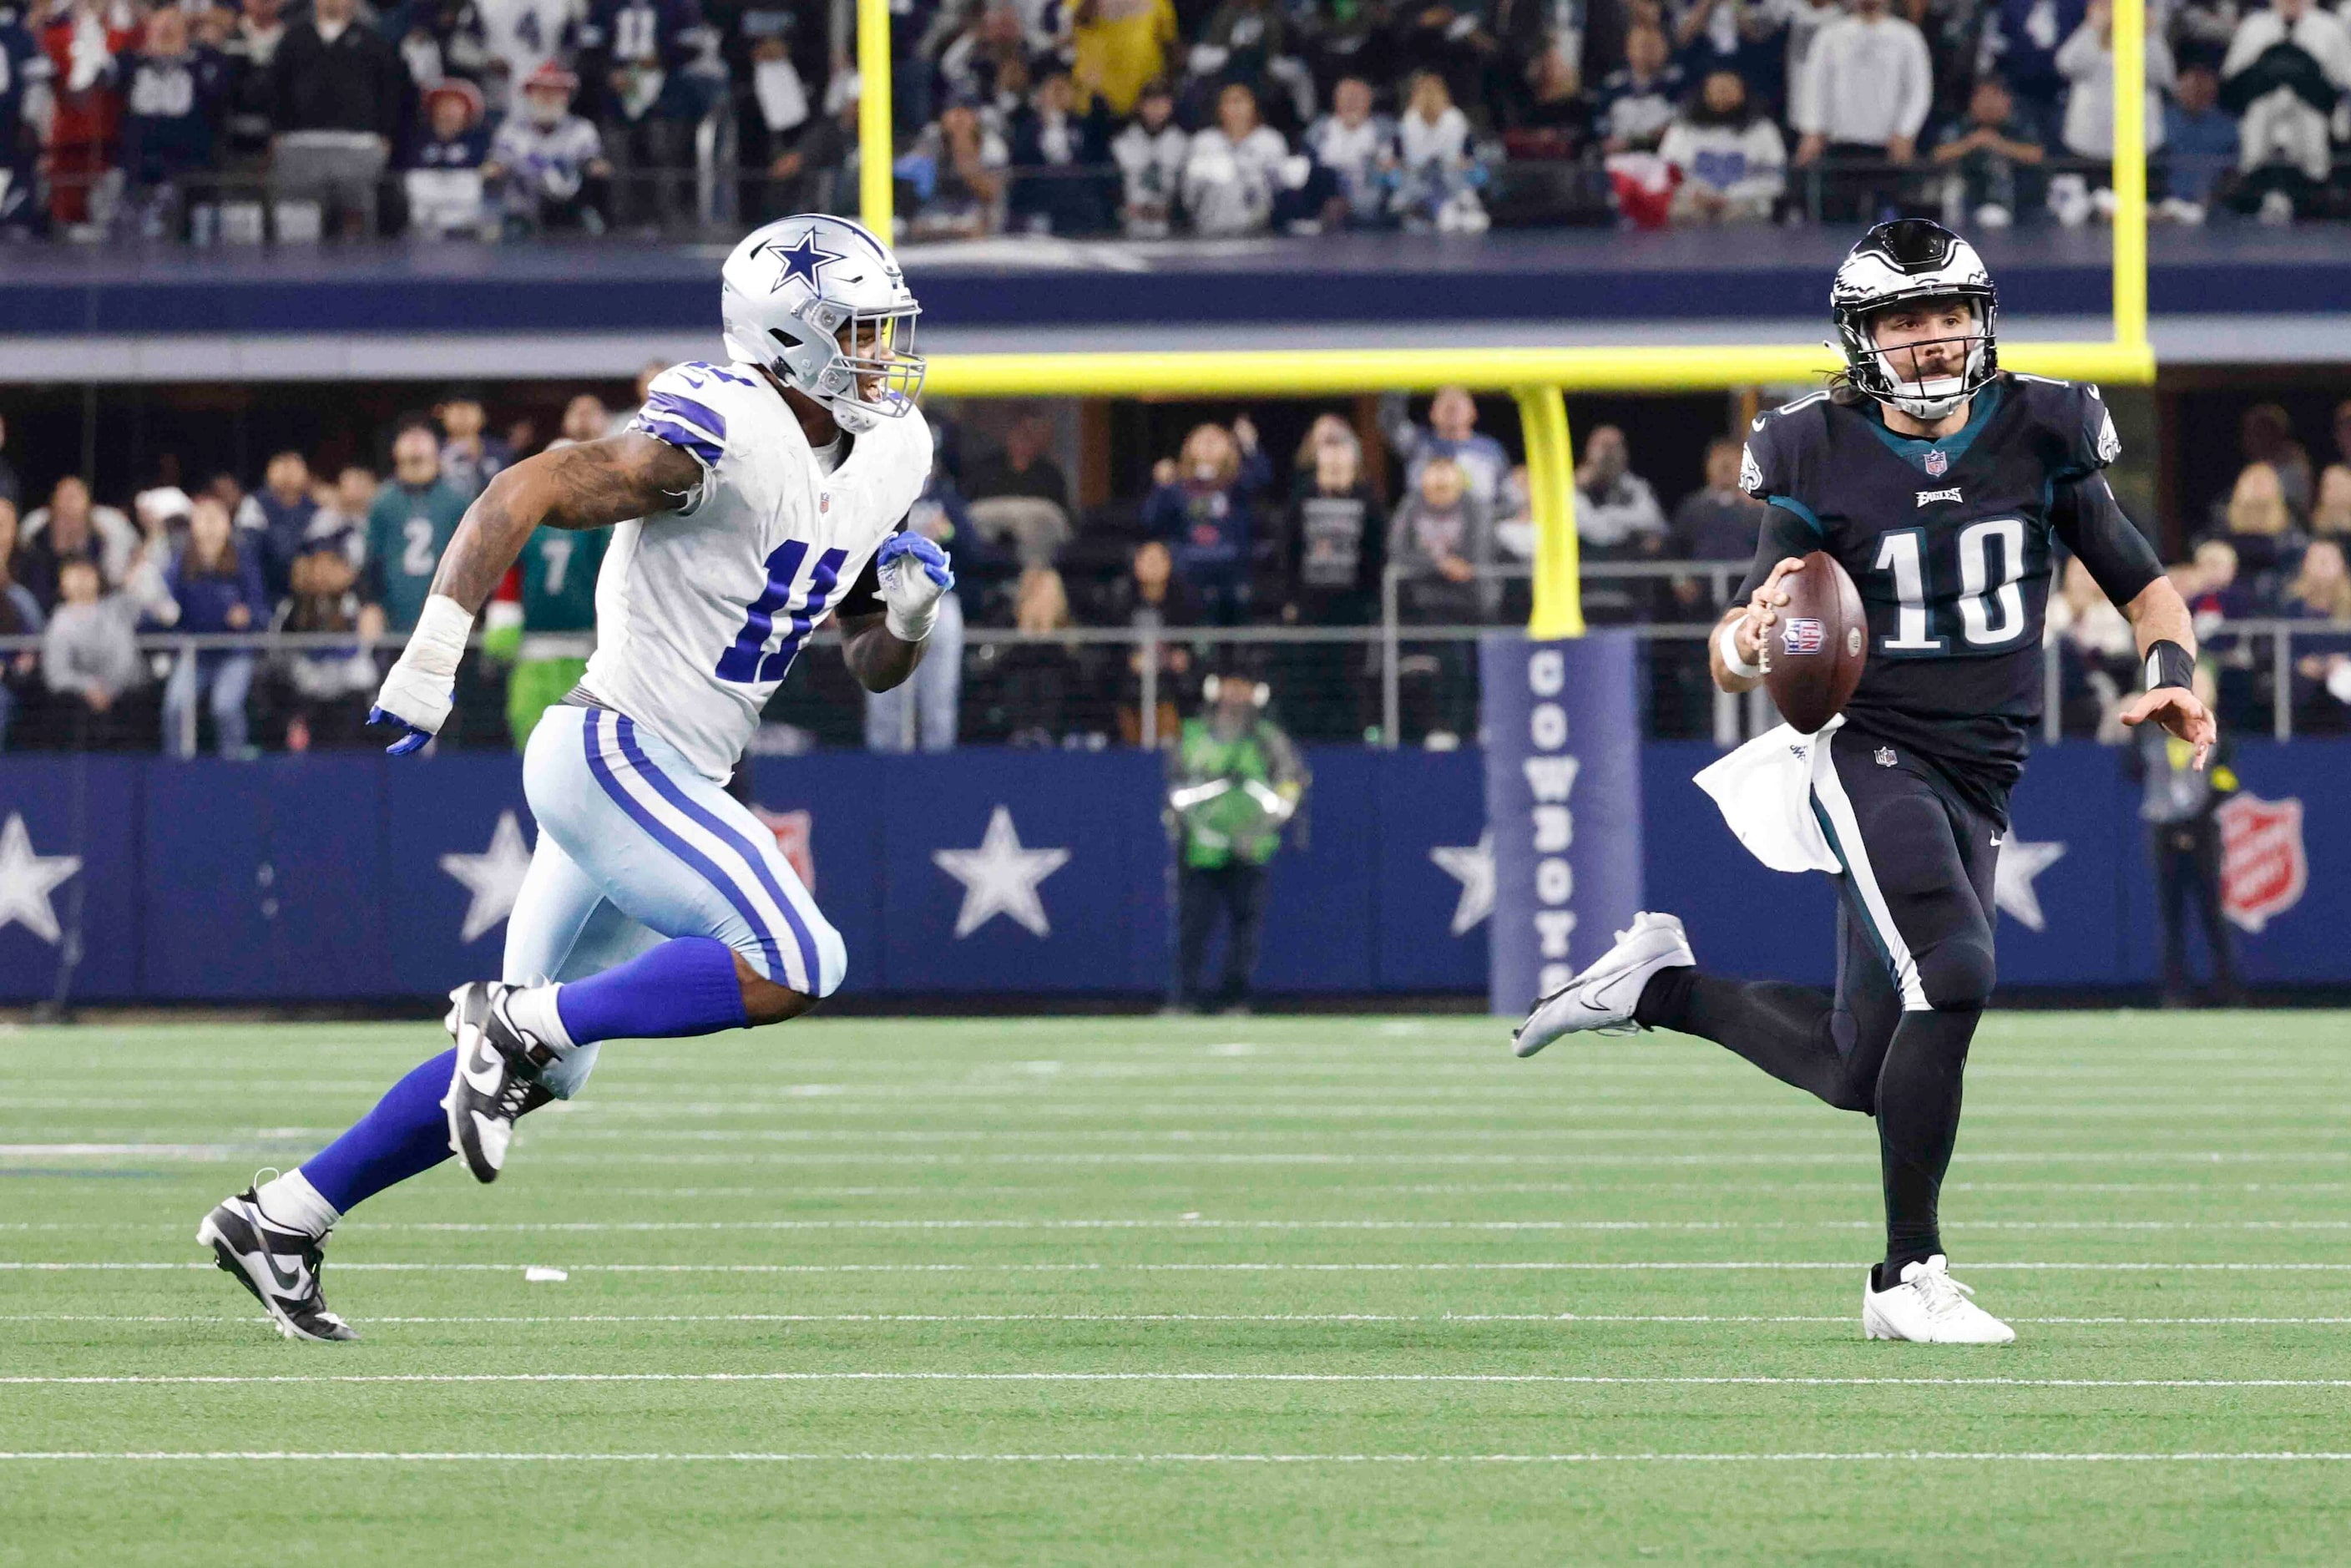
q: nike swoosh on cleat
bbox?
[263,1251,304,1292]
[462,1051,508,1096]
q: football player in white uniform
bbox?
[196,215,953,1341]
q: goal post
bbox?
[856,0,2154,637]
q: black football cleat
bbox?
[443,981,557,1184]
[196,1189,358,1343]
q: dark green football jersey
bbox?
[518,524,605,633]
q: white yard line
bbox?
[7,1371,2350,1388]
[20,1217,2351,1234]
[13,1260,2351,1274]
[5,1313,2349,1327]
[3,1450,2350,1466]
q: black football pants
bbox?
[1637,726,2001,1274]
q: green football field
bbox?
[4,1012,2349,1565]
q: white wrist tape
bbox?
[1718,619,1763,680]
[886,597,940,644]
[401,594,476,682]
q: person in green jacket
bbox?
[363,424,470,635]
[1169,670,1307,1014]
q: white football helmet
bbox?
[720,214,924,434]
[1830,219,1999,422]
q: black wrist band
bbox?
[2145,639,2194,692]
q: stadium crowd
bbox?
[6,0,2351,240]
[3,382,2349,753]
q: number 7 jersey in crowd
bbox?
[584,360,933,781]
[1736,371,2161,817]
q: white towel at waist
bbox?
[1692,715,1846,875]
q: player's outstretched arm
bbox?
[367,434,702,753]
[2115,574,2217,769]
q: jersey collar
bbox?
[1861,380,2005,473]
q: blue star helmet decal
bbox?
[761,229,845,293]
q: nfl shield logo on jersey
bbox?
[2216,792,2306,932]
[1922,448,1949,477]
[1874,746,1898,767]
[1782,617,1825,655]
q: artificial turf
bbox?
[3,1012,2348,1565]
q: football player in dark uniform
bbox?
[1513,220,2214,1343]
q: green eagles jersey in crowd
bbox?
[365,480,470,633]
[519,524,604,634]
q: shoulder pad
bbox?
[2007,372,2119,473]
[1740,390,1835,501]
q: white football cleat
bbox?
[1862,1255,2015,1344]
[1512,911,1695,1058]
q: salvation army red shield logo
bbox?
[753,807,817,894]
[2215,792,2305,933]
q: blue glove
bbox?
[367,706,437,756]
[876,532,954,641]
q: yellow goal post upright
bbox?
[854,0,2154,640]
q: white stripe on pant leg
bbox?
[588,718,816,994]
[1813,733,1929,1011]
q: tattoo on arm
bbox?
[426,433,705,612]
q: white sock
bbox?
[254,1169,340,1237]
[503,982,576,1055]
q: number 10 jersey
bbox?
[584,360,931,781]
[1737,372,2161,813]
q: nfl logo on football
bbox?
[1782,616,1825,655]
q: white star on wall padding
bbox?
[439,811,535,943]
[1992,837,2066,933]
[931,806,1071,939]
[1429,830,1494,936]
[0,813,81,947]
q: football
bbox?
[1761,549,1867,734]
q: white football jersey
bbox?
[583,360,932,779]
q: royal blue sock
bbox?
[300,1050,457,1214]
[554,935,751,1046]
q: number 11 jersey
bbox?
[584,360,931,781]
[1736,372,2160,814]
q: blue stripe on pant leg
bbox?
[579,709,789,982]
[611,714,823,989]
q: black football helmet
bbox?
[1830,220,2000,421]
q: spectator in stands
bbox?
[907,94,1009,239]
[966,410,1072,513]
[2157,62,2237,220]
[1111,77,1188,236]
[864,438,969,755]
[0,5,46,234]
[1144,417,1272,624]
[0,500,41,751]
[997,563,1077,746]
[268,0,404,239]
[2216,460,2303,593]
[1981,0,2086,135]
[161,494,266,758]
[2047,552,2140,735]
[1576,423,1669,621]
[1393,70,1487,232]
[2313,462,2351,541]
[406,78,493,238]
[392,0,491,93]
[722,0,816,223]
[1499,41,1585,160]
[1671,436,1764,559]
[1008,67,1113,234]
[233,449,315,602]
[42,548,173,751]
[38,0,136,231]
[1285,421,1378,624]
[478,0,576,113]
[0,415,18,508]
[1069,0,1178,117]
[119,7,228,240]
[436,391,514,501]
[1302,74,1395,226]
[214,0,284,205]
[1595,23,1684,154]
[367,423,471,634]
[1661,68,1787,224]
[2333,397,2351,478]
[274,529,382,750]
[1790,0,1933,222]
[751,68,856,220]
[2050,0,2174,226]
[1381,387,1511,510]
[2219,0,2351,224]
[1104,538,1197,743]
[2239,401,2313,514]
[1779,0,1843,124]
[1671,0,1778,85]
[2182,536,2243,629]
[1388,453,1496,620]
[1931,74,2046,229]
[2284,537,2351,730]
[1181,82,1290,236]
[20,475,137,608]
[582,0,700,230]
[487,62,615,235]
